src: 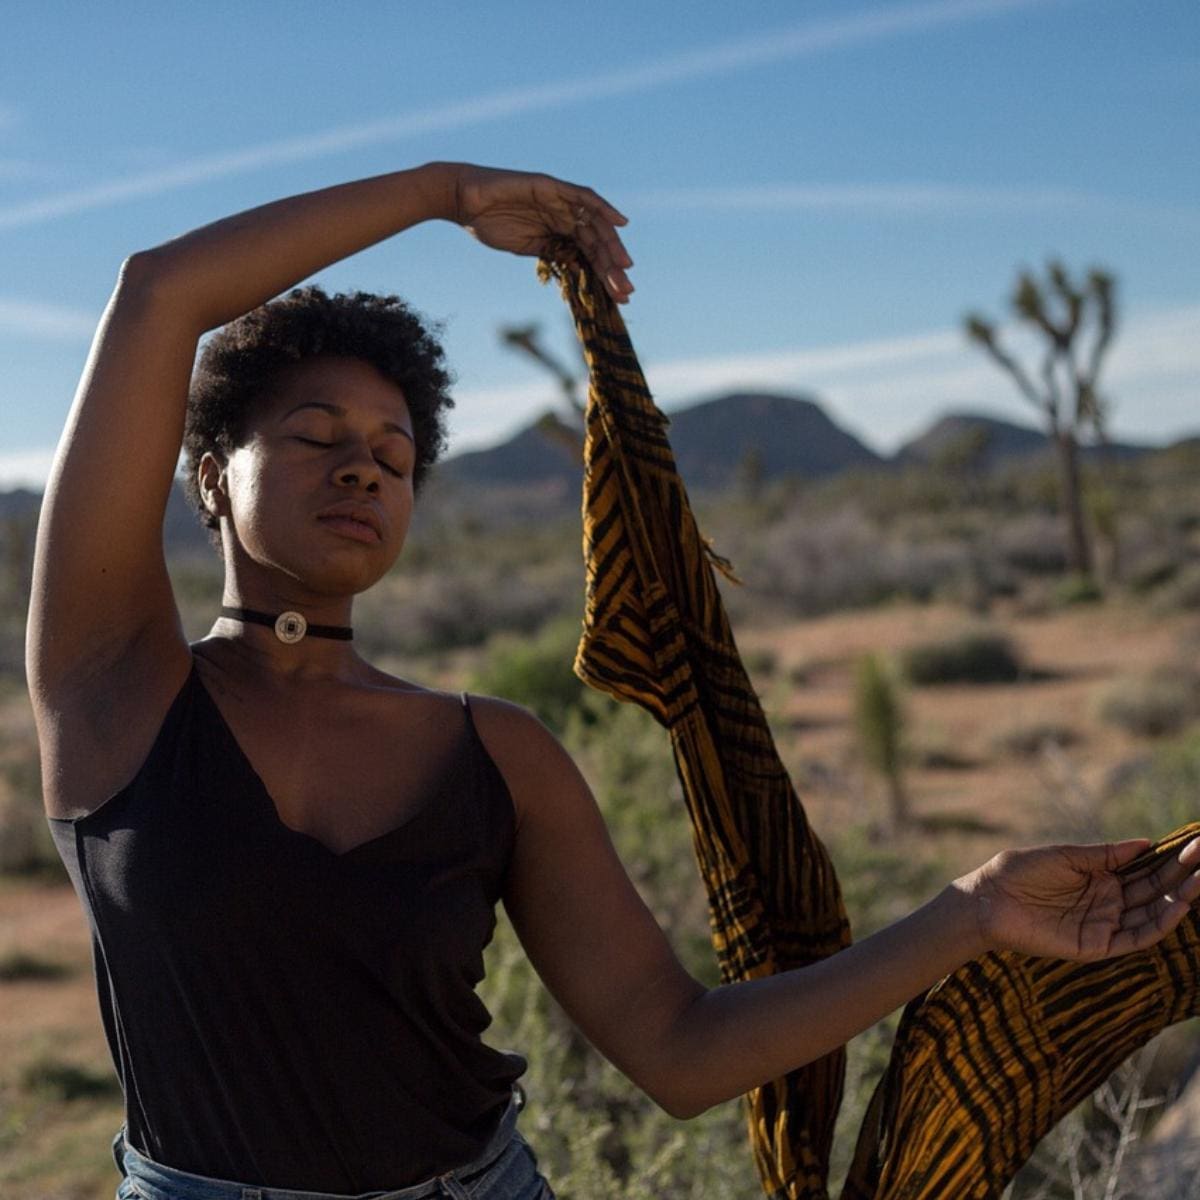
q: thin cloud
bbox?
[0,0,1068,231]
[0,446,57,490]
[627,183,1198,224]
[0,296,98,340]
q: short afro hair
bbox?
[183,285,454,543]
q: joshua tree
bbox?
[499,322,585,460]
[964,261,1118,578]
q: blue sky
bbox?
[2,0,1197,487]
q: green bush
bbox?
[20,1057,121,1101]
[0,951,71,982]
[1103,733,1200,841]
[468,618,591,734]
[854,653,909,827]
[900,629,1023,685]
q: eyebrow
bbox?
[283,401,414,443]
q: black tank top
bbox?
[48,656,526,1192]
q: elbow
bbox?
[638,1062,717,1122]
[116,249,181,305]
[654,1093,709,1122]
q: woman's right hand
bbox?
[450,164,634,304]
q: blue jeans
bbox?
[111,1094,556,1200]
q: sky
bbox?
[1,0,1197,489]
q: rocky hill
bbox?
[895,412,1150,469]
[439,391,885,492]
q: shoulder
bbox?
[462,695,589,829]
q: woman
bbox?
[27,161,1200,1200]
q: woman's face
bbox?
[202,355,417,601]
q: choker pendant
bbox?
[219,606,354,643]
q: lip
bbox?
[315,503,383,543]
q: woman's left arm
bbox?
[473,699,1200,1120]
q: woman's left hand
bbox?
[450,164,634,303]
[962,836,1200,961]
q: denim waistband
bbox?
[113,1091,524,1200]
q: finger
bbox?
[571,183,629,228]
[1064,839,1151,874]
[563,191,634,268]
[573,220,635,302]
[1107,897,1192,957]
[579,216,634,274]
[1119,889,1186,933]
[1123,846,1200,907]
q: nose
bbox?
[332,441,381,492]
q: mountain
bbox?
[438,391,883,491]
[437,418,578,490]
[0,488,42,520]
[895,413,1153,470]
[663,392,884,487]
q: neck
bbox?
[209,593,363,683]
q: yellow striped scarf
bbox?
[539,246,1200,1199]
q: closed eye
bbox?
[294,436,408,479]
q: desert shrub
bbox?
[357,564,577,657]
[166,553,225,639]
[748,504,985,615]
[992,721,1080,759]
[0,951,71,982]
[1151,563,1200,616]
[1127,557,1180,595]
[1103,733,1200,841]
[994,514,1069,575]
[19,1057,121,1101]
[469,618,592,735]
[1008,1046,1175,1199]
[743,647,779,680]
[0,722,61,880]
[901,629,1024,685]
[1052,573,1104,606]
[1094,669,1200,740]
[854,653,909,827]
[910,743,976,770]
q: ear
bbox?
[197,452,230,519]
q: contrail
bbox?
[0,0,1073,230]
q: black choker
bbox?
[220,606,353,644]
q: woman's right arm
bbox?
[25,163,631,702]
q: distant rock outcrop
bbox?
[436,417,579,490]
[665,392,883,488]
[895,412,1153,470]
[438,391,882,491]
